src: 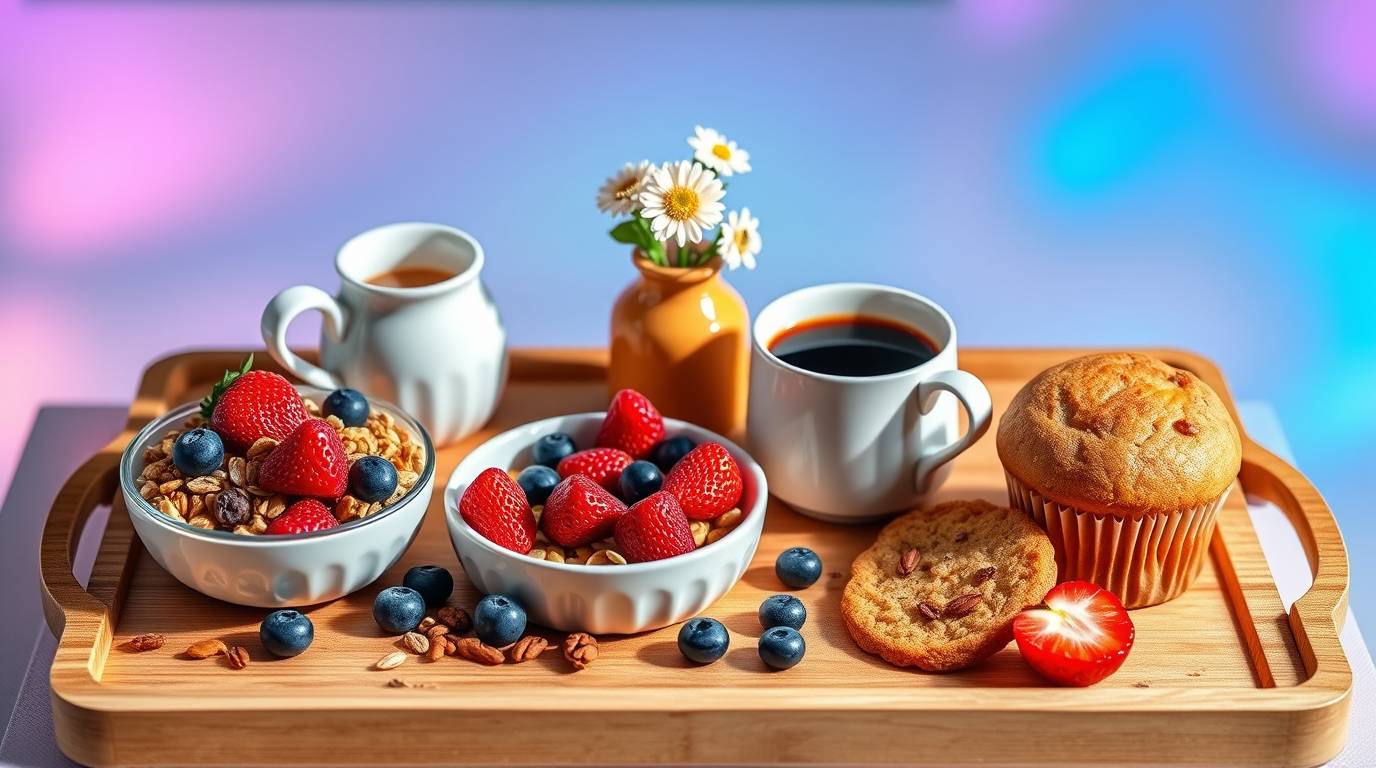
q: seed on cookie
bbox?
[898,548,921,576]
[943,593,983,618]
[916,602,941,620]
[972,566,996,585]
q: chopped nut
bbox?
[246,437,278,460]
[184,638,228,659]
[705,529,729,545]
[425,624,450,640]
[386,678,436,689]
[527,547,548,560]
[453,637,505,665]
[585,549,627,566]
[972,566,996,585]
[417,616,437,633]
[424,636,447,662]
[187,515,215,529]
[713,508,744,530]
[690,521,710,547]
[121,633,166,652]
[437,606,472,634]
[185,475,222,494]
[509,636,549,663]
[916,602,942,620]
[376,651,408,670]
[1173,419,1200,436]
[898,548,921,576]
[543,547,566,564]
[402,632,430,655]
[226,646,250,670]
[562,632,598,670]
[159,478,184,495]
[943,593,983,618]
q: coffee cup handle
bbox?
[912,369,994,493]
[260,285,347,390]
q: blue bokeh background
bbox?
[2,1,1373,621]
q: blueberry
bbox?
[758,626,806,670]
[517,465,561,505]
[473,594,526,647]
[171,428,224,477]
[618,460,663,504]
[650,436,697,472]
[775,547,823,589]
[531,433,577,468]
[349,455,398,503]
[402,565,454,608]
[758,594,807,630]
[372,586,426,633]
[677,617,730,664]
[322,388,370,427]
[259,609,314,658]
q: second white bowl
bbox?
[444,414,766,635]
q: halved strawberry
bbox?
[556,447,633,494]
[596,389,665,458]
[661,442,743,521]
[265,499,339,535]
[1013,581,1135,687]
[614,491,696,563]
[459,468,538,554]
[202,356,309,450]
[542,474,627,548]
[257,418,349,499]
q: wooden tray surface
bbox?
[40,348,1352,767]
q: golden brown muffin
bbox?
[842,499,1057,672]
[996,352,1241,517]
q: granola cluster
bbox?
[522,503,744,565]
[136,400,425,535]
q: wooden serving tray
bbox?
[41,349,1351,767]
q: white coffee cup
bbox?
[261,223,508,446]
[747,283,992,523]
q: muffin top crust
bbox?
[996,352,1241,517]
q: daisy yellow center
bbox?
[664,186,700,221]
[712,143,732,160]
[613,177,640,200]
[734,228,750,252]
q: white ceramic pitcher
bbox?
[261,223,507,445]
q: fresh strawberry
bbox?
[201,355,308,449]
[542,474,628,548]
[661,442,743,521]
[1013,581,1135,687]
[459,468,537,554]
[265,499,339,535]
[556,447,633,494]
[596,389,665,458]
[614,491,696,563]
[257,418,349,499]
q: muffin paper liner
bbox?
[1004,472,1229,609]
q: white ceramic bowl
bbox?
[445,414,767,635]
[120,389,435,607]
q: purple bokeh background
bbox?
[2,0,1374,620]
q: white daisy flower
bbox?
[638,160,726,247]
[596,160,652,215]
[716,208,761,270]
[688,126,751,177]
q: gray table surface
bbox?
[1,404,1372,767]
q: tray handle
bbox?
[1239,440,1350,681]
[39,441,126,639]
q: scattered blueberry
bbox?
[651,436,697,472]
[373,586,426,633]
[759,594,807,630]
[618,460,663,504]
[517,465,561,505]
[322,388,370,427]
[775,547,823,589]
[171,427,225,477]
[677,617,730,664]
[402,565,454,608]
[349,455,398,503]
[473,594,527,647]
[531,433,577,468]
[758,626,806,670]
[259,609,314,658]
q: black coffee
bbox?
[769,315,938,377]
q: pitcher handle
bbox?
[261,285,347,390]
[912,369,994,493]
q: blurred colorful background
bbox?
[1,1,1373,619]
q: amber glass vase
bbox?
[609,252,750,439]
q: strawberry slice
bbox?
[459,468,538,554]
[265,499,339,535]
[556,447,633,494]
[614,491,696,563]
[202,356,309,449]
[661,442,743,521]
[257,418,349,499]
[542,474,628,548]
[596,389,665,458]
[1013,581,1135,687]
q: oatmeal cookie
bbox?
[841,498,1056,672]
